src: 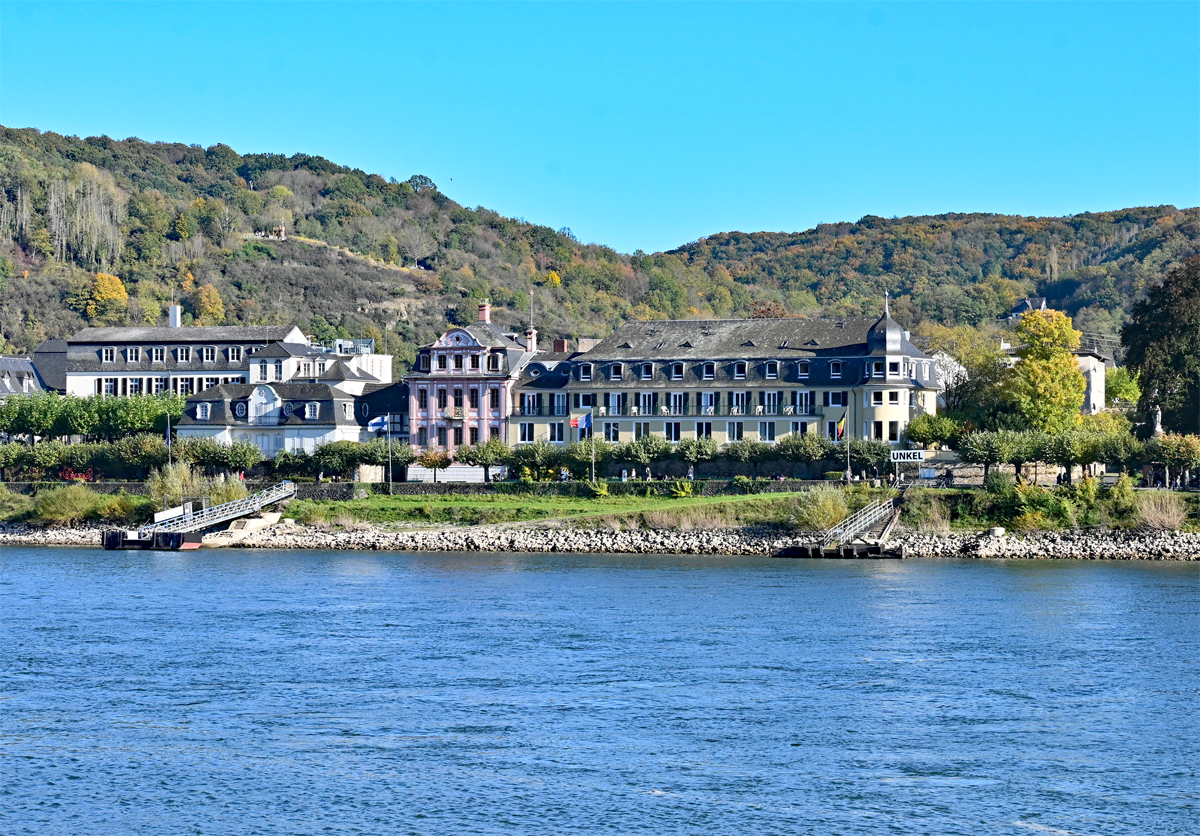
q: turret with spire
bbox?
[867,292,904,354]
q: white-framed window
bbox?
[342,403,352,418]
[419,355,431,371]
[128,378,142,395]
[727,421,744,441]
[671,362,684,380]
[665,422,681,442]
[791,421,806,435]
[101,347,114,363]
[765,361,778,379]
[611,363,623,380]
[827,421,838,440]
[830,361,842,379]
[702,362,715,380]
[759,421,776,442]
[487,353,500,372]
[203,377,218,390]
[203,347,215,363]
[259,360,268,381]
[178,347,191,363]
[640,363,653,380]
[152,347,164,363]
[153,377,167,394]
[229,346,242,362]
[454,354,464,370]
[549,422,565,443]
[872,391,884,406]
[889,361,900,376]
[470,355,480,370]
[127,347,140,363]
[178,378,193,396]
[317,362,326,375]
[604,422,621,442]
[873,361,884,377]
[580,363,592,381]
[437,354,448,370]
[302,362,312,376]
[520,422,535,443]
[889,421,899,442]
[798,361,810,379]
[634,421,651,439]
[696,421,712,439]
[306,403,319,419]
[873,421,884,440]
[197,403,210,420]
[888,390,900,404]
[274,360,283,380]
[734,362,747,379]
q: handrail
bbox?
[139,481,295,535]
[820,498,894,546]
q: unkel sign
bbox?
[890,450,927,463]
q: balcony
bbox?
[512,404,825,419]
[440,407,466,420]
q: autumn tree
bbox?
[915,322,1011,426]
[85,272,129,325]
[1008,310,1085,434]
[191,283,226,325]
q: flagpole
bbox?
[590,406,595,482]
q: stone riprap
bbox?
[892,530,1200,559]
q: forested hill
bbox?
[1,125,1196,373]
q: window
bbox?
[634,422,651,440]
[454,355,463,370]
[437,426,447,447]
[765,361,778,379]
[671,362,684,380]
[128,378,142,395]
[178,347,191,363]
[487,354,500,372]
[152,347,164,363]
[418,427,428,446]
[575,393,595,408]
[888,421,899,442]
[520,423,535,443]
[153,377,167,394]
[489,426,500,440]
[437,355,448,370]
[641,363,653,380]
[453,388,463,409]
[889,361,900,376]
[727,421,744,441]
[203,377,218,390]
[827,421,839,440]
[873,421,884,440]
[274,360,283,381]
[177,379,193,396]
[203,347,215,363]
[665,422,681,442]
[604,422,621,442]
[888,391,900,405]
[490,389,500,409]
[696,422,712,439]
[830,361,842,379]
[825,391,847,407]
[259,360,269,381]
[101,348,114,363]
[343,403,352,419]
[791,421,806,435]
[453,427,463,446]
[798,361,810,379]
[229,346,242,362]
[872,391,884,406]
[301,362,312,377]
[549,423,565,443]
[702,362,715,380]
[419,355,431,371]
[197,403,210,420]
[580,363,592,381]
[306,403,319,419]
[418,389,428,410]
[611,363,623,380]
[734,362,747,379]
[759,421,776,442]
[873,361,884,377]
[127,347,140,363]
[578,426,593,441]
[437,389,448,409]
[317,362,326,375]
[470,355,480,370]
[469,427,479,445]
[469,389,479,409]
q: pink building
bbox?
[407,302,539,451]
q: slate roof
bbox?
[178,382,359,427]
[30,340,68,391]
[68,325,301,344]
[0,357,41,396]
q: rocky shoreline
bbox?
[2,521,1198,559]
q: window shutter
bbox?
[843,391,849,405]
[822,391,829,407]
[758,391,765,407]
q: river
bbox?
[3,547,1197,835]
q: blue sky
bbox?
[2,2,1196,253]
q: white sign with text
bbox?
[890,450,927,463]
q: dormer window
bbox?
[306,402,319,419]
[873,361,884,377]
[419,355,430,371]
[203,347,215,363]
[580,363,593,381]
[178,347,191,363]
[317,362,326,375]
[734,362,747,379]
[152,347,164,363]
[437,355,448,370]
[127,347,140,363]
[229,346,242,362]
[671,362,684,380]
[765,361,778,379]
[101,348,114,363]
[641,363,653,380]
[888,361,900,376]
[487,353,500,372]
[702,362,715,380]
[197,403,210,420]
[302,362,312,377]
[342,403,352,419]
[611,363,623,380]
[798,361,810,378]
[831,361,842,379]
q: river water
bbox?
[3,547,1197,835]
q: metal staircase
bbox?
[820,498,895,547]
[139,481,295,536]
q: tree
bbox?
[903,413,960,448]
[1105,367,1141,410]
[721,439,772,476]
[1122,259,1200,434]
[416,449,453,482]
[406,175,437,193]
[191,283,226,325]
[560,437,614,480]
[507,440,561,480]
[396,224,436,266]
[674,437,719,465]
[312,440,370,478]
[455,438,508,482]
[0,393,61,445]
[85,272,129,325]
[957,431,1009,481]
[916,322,1012,425]
[1042,430,1100,485]
[1008,310,1085,434]
[774,432,834,465]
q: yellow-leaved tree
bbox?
[191,283,226,325]
[1008,309,1086,434]
[545,270,562,288]
[85,272,129,325]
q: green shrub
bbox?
[732,475,757,494]
[207,478,248,507]
[0,484,34,522]
[901,487,949,534]
[291,500,327,525]
[670,479,694,498]
[585,480,609,497]
[788,485,849,531]
[823,471,844,481]
[983,470,1015,496]
[1104,473,1138,520]
[33,484,104,527]
[96,491,153,527]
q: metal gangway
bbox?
[820,498,895,547]
[139,481,295,536]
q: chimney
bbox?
[478,301,491,323]
[525,327,538,354]
[169,305,182,328]
[553,339,568,353]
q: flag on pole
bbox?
[570,413,592,429]
[836,415,845,439]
